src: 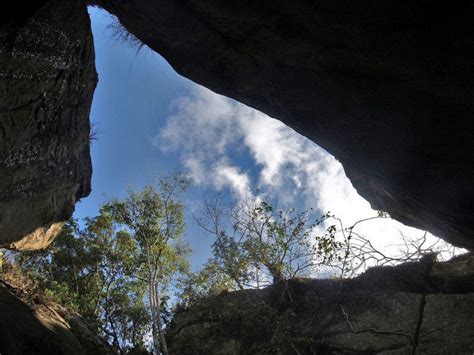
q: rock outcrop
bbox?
[0,0,97,250]
[168,253,474,354]
[1,1,473,251]
[0,280,111,354]
[94,0,474,250]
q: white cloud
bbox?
[156,85,462,261]
[158,88,237,156]
[213,162,252,201]
[182,157,206,186]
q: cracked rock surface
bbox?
[0,0,97,250]
[167,253,474,354]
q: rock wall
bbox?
[0,0,97,250]
[168,253,474,354]
[94,0,474,250]
[0,280,111,355]
[0,0,473,251]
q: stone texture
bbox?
[2,0,474,251]
[417,294,474,353]
[0,282,84,355]
[167,253,474,354]
[0,0,97,250]
[0,280,112,355]
[94,0,474,249]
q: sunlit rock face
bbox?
[95,0,474,249]
[0,0,97,249]
[168,254,474,353]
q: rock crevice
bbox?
[412,293,426,354]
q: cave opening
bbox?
[82,6,464,272]
[1,1,473,353]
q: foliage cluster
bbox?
[184,196,344,302]
[10,174,191,355]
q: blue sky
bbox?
[75,8,221,265]
[76,8,457,271]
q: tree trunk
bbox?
[154,284,169,355]
[148,278,160,354]
[267,264,285,284]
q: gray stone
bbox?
[168,254,474,354]
[417,294,474,353]
[0,0,97,249]
[3,0,474,251]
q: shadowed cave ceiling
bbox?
[1,0,473,250]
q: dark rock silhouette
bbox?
[0,0,97,249]
[0,280,111,355]
[167,253,474,354]
[1,2,474,250]
[1,2,474,352]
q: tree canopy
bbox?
[14,173,191,355]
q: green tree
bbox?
[178,258,235,307]
[194,196,343,292]
[106,173,191,355]
[16,174,192,354]
[17,215,150,354]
